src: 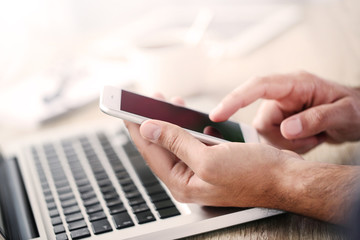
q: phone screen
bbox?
[121,90,244,142]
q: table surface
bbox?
[1,0,360,239]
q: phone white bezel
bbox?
[100,86,259,145]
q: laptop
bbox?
[0,121,282,240]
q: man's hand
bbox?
[126,119,299,207]
[126,118,360,224]
[210,71,360,153]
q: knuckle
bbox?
[249,75,266,85]
[296,70,311,78]
[195,147,220,182]
[343,97,360,118]
[166,134,184,156]
[295,70,320,83]
[252,115,268,133]
[308,107,329,127]
[252,120,262,131]
[196,164,213,182]
[159,127,185,156]
[295,70,319,86]
[171,191,189,203]
[170,185,194,203]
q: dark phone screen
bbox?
[121,90,244,142]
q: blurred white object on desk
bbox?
[0,58,133,128]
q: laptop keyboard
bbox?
[31,129,180,240]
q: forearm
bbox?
[272,160,360,224]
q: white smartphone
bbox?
[99,86,259,145]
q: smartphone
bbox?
[99,86,259,145]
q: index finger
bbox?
[209,74,296,122]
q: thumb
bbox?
[280,103,341,140]
[139,119,205,167]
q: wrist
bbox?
[264,152,305,210]
[272,157,308,210]
[271,157,360,224]
[256,150,303,210]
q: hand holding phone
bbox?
[99,86,258,145]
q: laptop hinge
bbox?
[0,154,39,240]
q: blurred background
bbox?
[1,1,359,239]
[0,0,359,131]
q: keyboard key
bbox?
[59,192,75,202]
[63,205,81,215]
[103,192,119,201]
[100,185,115,194]
[83,197,99,207]
[73,173,87,181]
[95,172,109,181]
[150,193,170,203]
[132,203,150,213]
[47,201,57,210]
[157,207,181,219]
[70,227,91,239]
[61,198,77,208]
[86,204,103,214]
[112,164,125,173]
[118,178,133,186]
[91,219,112,234]
[123,142,139,157]
[122,184,137,193]
[45,195,55,203]
[49,209,60,217]
[51,217,62,226]
[80,191,96,200]
[106,198,122,207]
[135,211,156,224]
[76,179,90,187]
[153,199,175,210]
[57,186,72,195]
[41,182,50,189]
[116,171,130,180]
[66,212,84,223]
[109,204,126,215]
[92,166,105,174]
[112,212,134,229]
[125,190,141,199]
[54,224,66,234]
[128,156,158,185]
[97,179,112,187]
[55,233,68,240]
[68,220,87,231]
[89,211,107,222]
[43,188,52,196]
[78,185,92,194]
[128,196,145,206]
[145,184,165,195]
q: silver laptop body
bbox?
[0,122,282,240]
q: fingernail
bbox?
[283,118,303,136]
[141,122,162,141]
